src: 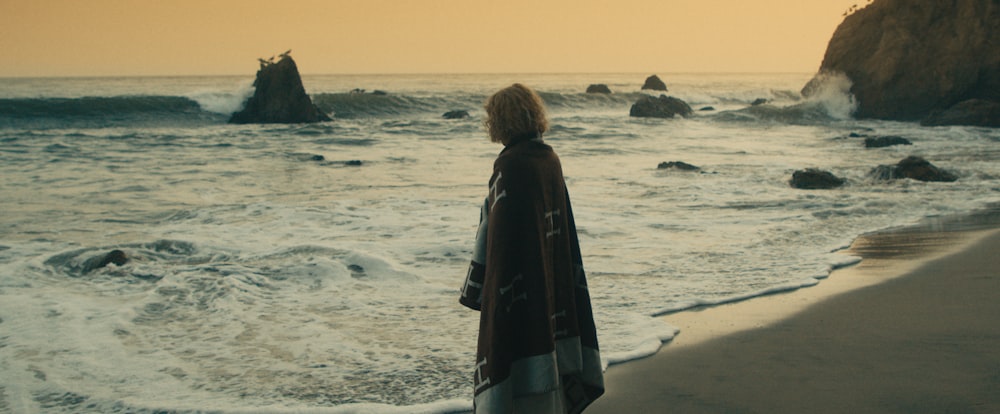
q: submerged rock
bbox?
[586,84,612,94]
[82,249,128,273]
[803,0,1000,122]
[790,169,846,189]
[442,110,470,119]
[658,161,700,171]
[864,136,912,148]
[641,75,668,91]
[289,152,326,162]
[868,156,958,182]
[230,54,331,124]
[630,95,693,118]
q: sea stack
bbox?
[802,0,1000,125]
[230,53,331,124]
[641,75,668,91]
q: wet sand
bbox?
[588,216,1000,413]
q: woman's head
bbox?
[484,83,549,145]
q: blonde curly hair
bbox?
[484,83,549,145]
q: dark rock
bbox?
[864,135,912,148]
[290,153,325,162]
[790,169,846,189]
[82,250,128,273]
[921,99,1000,127]
[658,161,700,171]
[868,156,958,182]
[344,160,363,166]
[629,95,693,118]
[751,98,769,106]
[230,54,331,124]
[641,75,668,91]
[803,0,1000,121]
[586,84,612,94]
[443,110,470,119]
[699,106,715,111]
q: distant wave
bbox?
[0,87,837,129]
[0,95,229,129]
[313,91,648,119]
[0,96,204,118]
[312,93,461,118]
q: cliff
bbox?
[804,0,1000,124]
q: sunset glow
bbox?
[1,0,861,77]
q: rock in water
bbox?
[803,0,1000,122]
[641,75,668,91]
[789,169,846,189]
[868,156,958,182]
[630,95,693,118]
[864,135,912,148]
[658,161,700,171]
[442,110,470,119]
[82,249,128,273]
[230,55,331,124]
[586,84,612,94]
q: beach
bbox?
[589,217,1000,413]
[2,73,999,412]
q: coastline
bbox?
[588,209,1000,413]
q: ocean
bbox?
[1,72,997,413]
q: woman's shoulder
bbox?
[492,140,561,182]
[495,139,555,163]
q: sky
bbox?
[0,0,862,77]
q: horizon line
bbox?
[0,70,820,80]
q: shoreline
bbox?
[588,208,1000,413]
[633,204,1000,353]
[656,227,998,352]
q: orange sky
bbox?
[0,0,861,77]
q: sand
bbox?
[587,223,1000,413]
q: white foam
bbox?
[804,71,858,119]
[187,82,254,114]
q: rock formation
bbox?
[789,169,846,189]
[641,75,668,91]
[230,54,331,124]
[868,156,957,182]
[586,84,612,94]
[803,0,1000,125]
[630,95,693,118]
[864,135,912,148]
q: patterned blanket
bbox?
[460,139,604,413]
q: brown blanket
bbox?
[460,139,604,413]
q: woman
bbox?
[459,84,604,413]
